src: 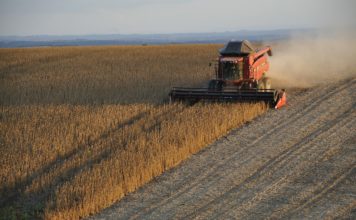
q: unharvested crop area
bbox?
[0,45,266,219]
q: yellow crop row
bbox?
[0,45,267,219]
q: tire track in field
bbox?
[281,135,356,219]
[218,118,355,220]
[281,163,356,219]
[189,110,354,220]
[128,79,355,219]
[278,162,356,220]
[90,77,356,220]
[188,105,355,220]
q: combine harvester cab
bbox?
[169,40,287,109]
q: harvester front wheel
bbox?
[263,77,272,89]
[257,80,265,90]
[208,80,217,90]
[208,80,224,91]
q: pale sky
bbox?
[0,0,355,36]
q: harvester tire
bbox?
[263,77,272,89]
[208,80,224,91]
[257,80,265,90]
[217,81,225,91]
[208,80,217,90]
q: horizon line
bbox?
[0,27,321,38]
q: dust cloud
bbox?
[268,31,356,88]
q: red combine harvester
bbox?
[169,40,286,109]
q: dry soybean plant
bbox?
[0,45,267,219]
